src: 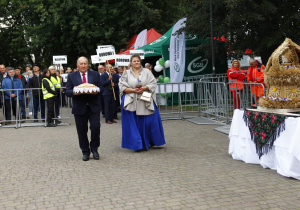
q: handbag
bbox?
[140,91,151,102]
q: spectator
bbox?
[2,68,23,124]
[49,66,62,121]
[42,69,58,127]
[15,67,28,119]
[98,65,106,117]
[145,63,150,70]
[29,64,45,123]
[117,66,123,78]
[26,70,33,115]
[227,60,245,109]
[101,64,118,124]
[247,58,266,106]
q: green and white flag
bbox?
[170,18,186,82]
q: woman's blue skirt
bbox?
[121,95,166,151]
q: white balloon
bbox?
[164,60,170,68]
[154,65,163,72]
[156,60,160,66]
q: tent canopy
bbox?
[118,28,162,55]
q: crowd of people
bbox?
[0,64,80,126]
[227,58,266,109]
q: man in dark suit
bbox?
[100,64,117,124]
[98,65,105,117]
[65,57,101,161]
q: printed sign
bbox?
[53,55,67,64]
[91,55,104,64]
[96,47,116,61]
[61,74,68,83]
[130,50,145,59]
[97,45,115,49]
[115,55,131,66]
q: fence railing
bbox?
[0,87,71,128]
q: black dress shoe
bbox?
[82,154,90,161]
[55,120,62,125]
[46,123,57,127]
[92,151,99,160]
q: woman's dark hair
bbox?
[42,69,50,78]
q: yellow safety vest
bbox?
[50,75,61,88]
[42,78,55,100]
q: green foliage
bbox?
[183,0,300,63]
[0,0,185,68]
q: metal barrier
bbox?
[183,73,227,82]
[0,87,71,128]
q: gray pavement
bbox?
[1,111,300,210]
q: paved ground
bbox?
[1,109,300,210]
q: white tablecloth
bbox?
[228,109,300,180]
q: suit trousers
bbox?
[103,95,114,122]
[4,99,17,120]
[74,106,100,155]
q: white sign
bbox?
[130,50,145,59]
[97,45,115,49]
[53,55,67,64]
[156,83,194,94]
[96,47,116,61]
[61,74,68,83]
[91,55,104,64]
[115,55,131,66]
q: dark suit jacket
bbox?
[65,70,101,115]
[101,73,119,96]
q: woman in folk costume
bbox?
[119,54,165,151]
[227,60,245,109]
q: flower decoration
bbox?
[272,88,277,92]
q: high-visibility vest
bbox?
[50,75,61,88]
[42,78,55,100]
[227,67,244,91]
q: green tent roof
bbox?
[137,25,174,57]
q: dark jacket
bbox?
[17,75,27,95]
[65,70,101,115]
[28,73,43,98]
[101,72,119,96]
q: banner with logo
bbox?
[169,18,186,83]
[115,55,131,66]
[53,55,67,64]
[96,47,116,61]
[130,50,145,59]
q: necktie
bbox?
[82,73,86,83]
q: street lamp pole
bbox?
[210,0,216,77]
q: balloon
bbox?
[159,58,165,66]
[158,75,164,83]
[154,65,163,72]
[156,60,160,66]
[164,60,170,68]
[163,77,170,83]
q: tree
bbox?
[183,0,300,64]
[0,0,185,69]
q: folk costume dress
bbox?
[247,62,266,104]
[119,68,165,151]
[227,66,245,109]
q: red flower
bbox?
[261,132,266,140]
[254,131,257,135]
[272,115,276,123]
[246,111,250,115]
[254,112,259,119]
[262,114,267,122]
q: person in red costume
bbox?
[247,58,265,105]
[227,60,245,109]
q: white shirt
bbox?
[80,71,88,83]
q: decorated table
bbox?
[228,109,300,180]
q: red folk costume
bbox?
[227,67,245,109]
[247,62,265,103]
